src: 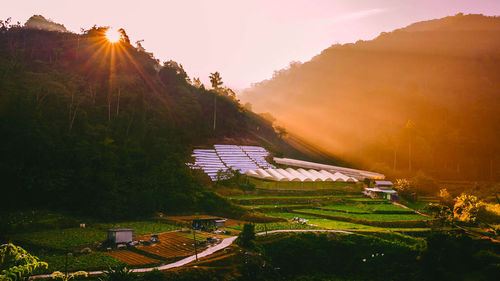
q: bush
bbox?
[394,179,417,202]
[478,202,500,224]
[238,224,256,248]
[453,193,479,223]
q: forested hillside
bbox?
[0,18,305,220]
[242,14,500,181]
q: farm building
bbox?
[364,181,397,200]
[192,217,226,231]
[108,229,134,244]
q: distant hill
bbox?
[24,15,68,32]
[242,13,500,181]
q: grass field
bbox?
[228,195,355,200]
[242,204,312,209]
[12,221,180,251]
[320,203,414,214]
[38,252,124,272]
[264,212,431,232]
[227,221,318,232]
[295,209,429,221]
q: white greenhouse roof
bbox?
[273,157,384,180]
[245,167,358,182]
[188,145,275,181]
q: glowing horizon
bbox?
[2,0,500,90]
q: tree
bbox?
[275,126,288,139]
[209,72,223,90]
[192,77,203,88]
[0,243,48,281]
[238,223,256,248]
[453,193,479,223]
[209,72,223,131]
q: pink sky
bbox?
[2,0,500,90]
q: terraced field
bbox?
[135,231,210,260]
[227,192,434,234]
[319,203,415,214]
[106,250,161,265]
[295,208,428,221]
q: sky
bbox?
[2,0,500,90]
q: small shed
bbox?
[192,218,226,231]
[107,228,134,244]
[364,187,398,201]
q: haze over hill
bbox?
[242,13,500,181]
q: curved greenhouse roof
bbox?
[245,167,356,182]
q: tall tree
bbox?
[209,72,223,131]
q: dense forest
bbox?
[242,14,500,181]
[0,16,305,220]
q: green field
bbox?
[295,208,429,221]
[264,212,431,232]
[227,221,318,232]
[242,204,312,209]
[247,177,360,191]
[38,252,124,272]
[12,221,180,251]
[228,195,357,200]
[320,203,414,214]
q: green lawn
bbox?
[321,203,414,214]
[295,209,429,221]
[12,221,180,251]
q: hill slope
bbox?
[0,19,315,219]
[242,13,500,181]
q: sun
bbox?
[105,27,121,43]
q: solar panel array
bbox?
[190,145,275,181]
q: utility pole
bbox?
[193,229,198,263]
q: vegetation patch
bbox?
[320,203,415,214]
[37,252,124,273]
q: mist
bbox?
[242,14,500,181]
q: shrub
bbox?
[238,224,256,248]
[426,203,453,225]
[453,193,479,223]
[0,243,48,281]
[438,188,454,207]
[478,202,500,224]
[394,179,417,202]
